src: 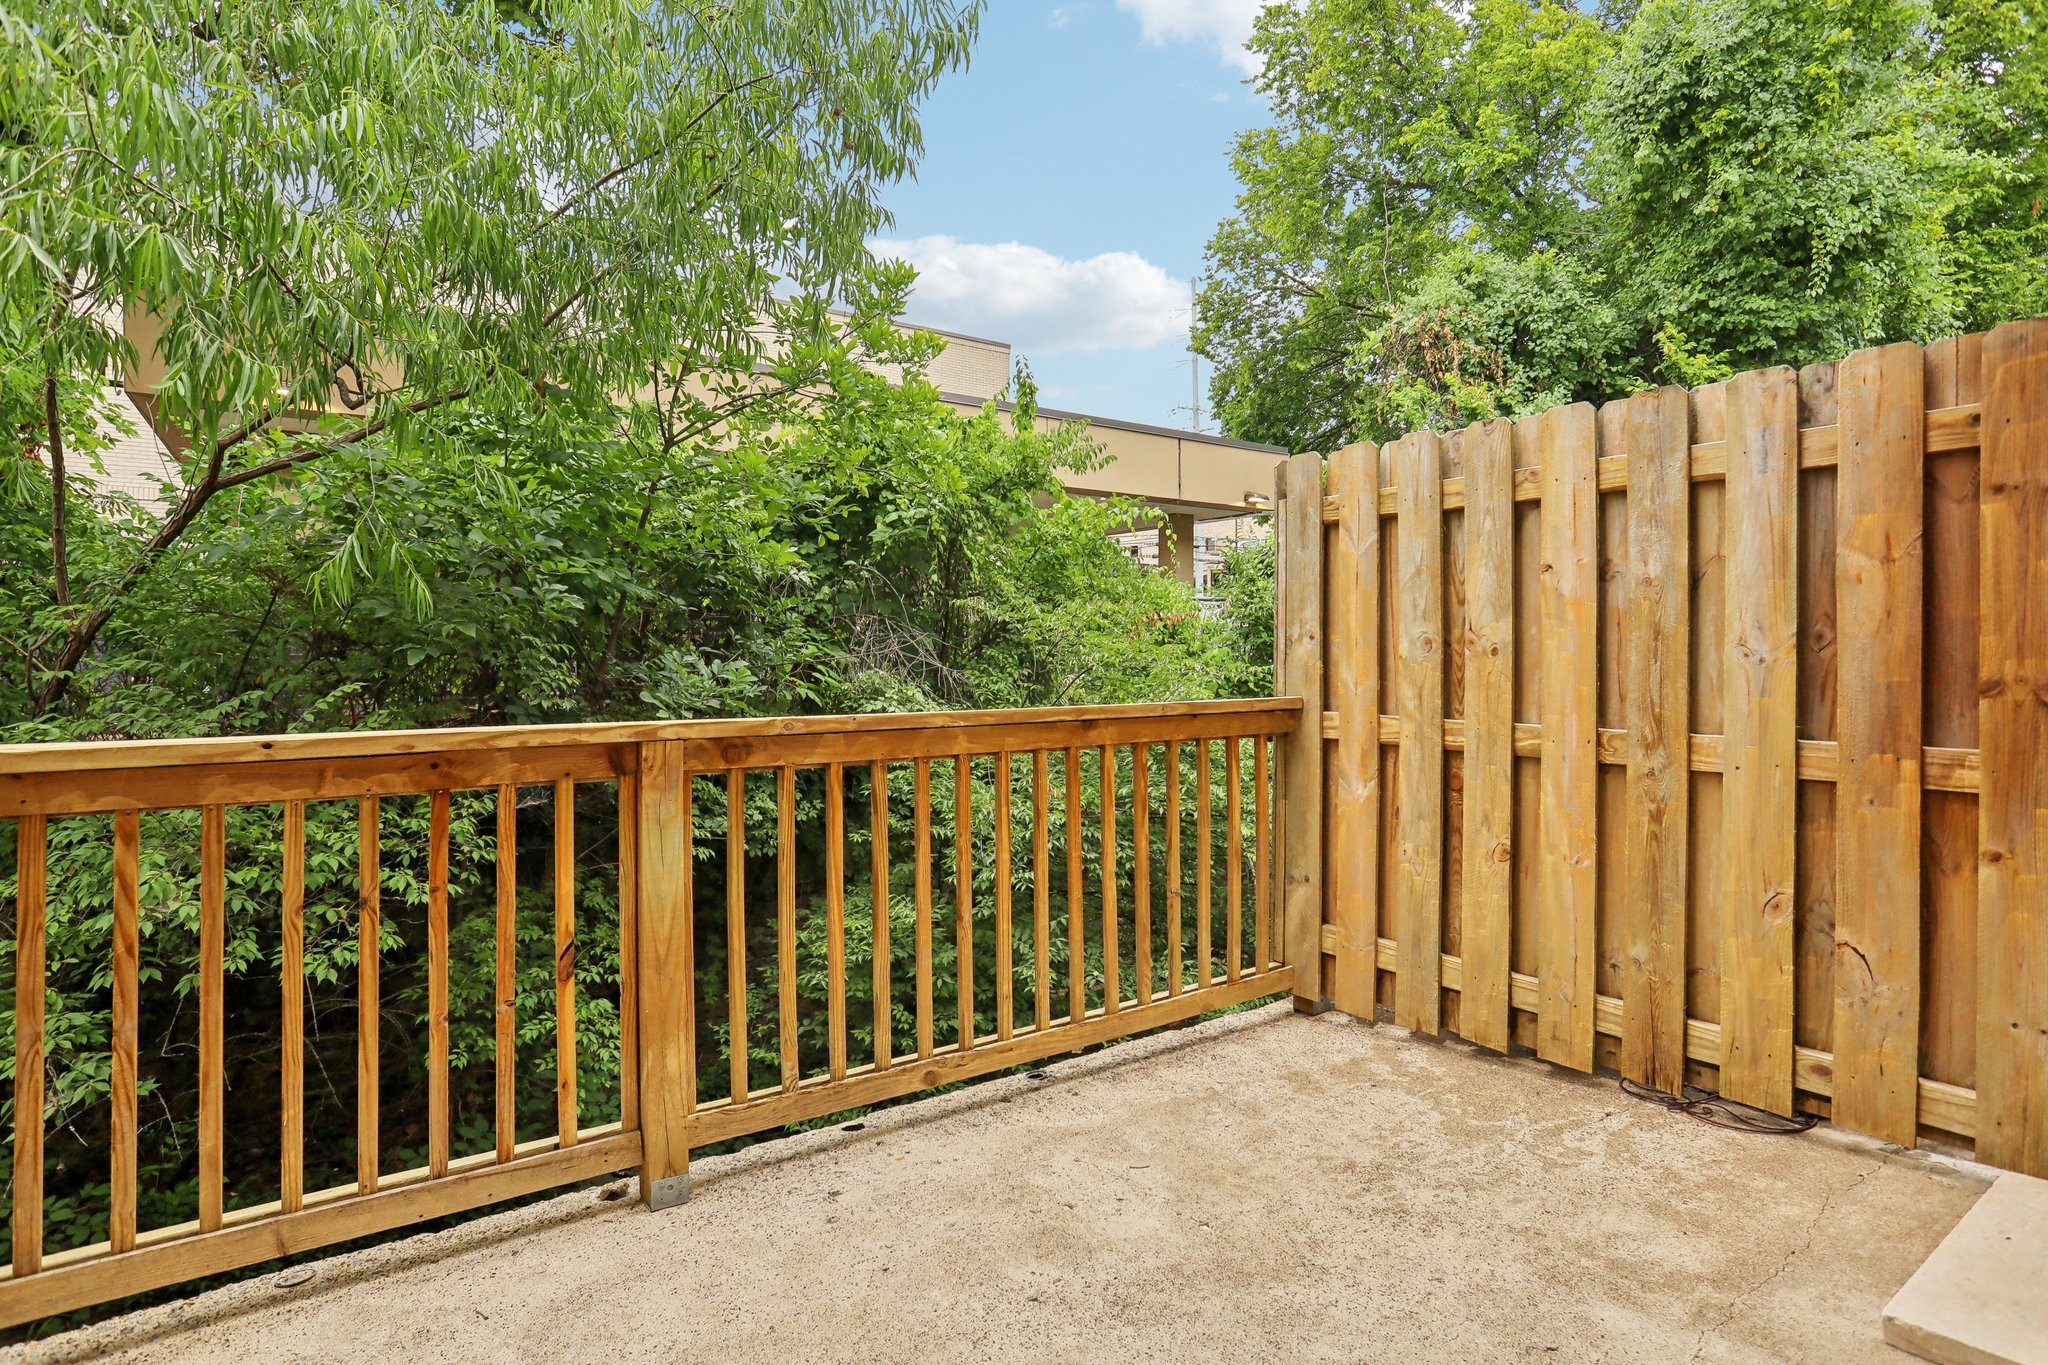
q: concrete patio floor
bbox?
[16,1003,1992,1364]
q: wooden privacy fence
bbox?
[1272,318,2048,1178]
[0,698,1295,1327]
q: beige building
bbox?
[88,308,1282,583]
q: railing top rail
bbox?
[0,697,1303,777]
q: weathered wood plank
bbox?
[1031,751,1050,1032]
[871,760,892,1071]
[1326,441,1383,1017]
[427,791,451,1178]
[198,805,226,1228]
[1394,432,1446,1035]
[826,762,848,1079]
[494,783,517,1162]
[1538,405,1601,1070]
[955,755,975,1046]
[1833,341,1925,1147]
[727,769,749,1102]
[1132,745,1151,1005]
[1277,452,1329,1004]
[916,758,935,1057]
[995,752,1015,1037]
[1977,318,2048,1176]
[635,742,693,1206]
[110,810,139,1252]
[280,801,305,1211]
[1621,387,1692,1095]
[555,778,579,1139]
[1720,367,1802,1116]
[12,814,45,1273]
[1461,419,1515,1053]
[356,798,380,1193]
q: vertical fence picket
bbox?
[1833,342,1925,1146]
[280,801,305,1213]
[871,760,892,1071]
[1620,388,1692,1095]
[12,814,45,1274]
[1276,451,1327,1006]
[827,762,848,1081]
[1166,742,1183,996]
[555,778,579,1141]
[110,810,139,1252]
[995,752,1015,1039]
[1977,318,2048,1176]
[778,766,799,1091]
[727,769,749,1104]
[956,755,975,1048]
[357,797,379,1193]
[1538,405,1600,1071]
[1197,739,1213,989]
[1066,747,1084,1021]
[1032,751,1050,1032]
[1394,432,1446,1035]
[618,772,639,1132]
[1255,734,1272,973]
[1327,442,1382,1018]
[915,758,934,1059]
[1227,738,1243,983]
[1101,745,1119,1013]
[494,783,516,1163]
[1132,745,1151,1006]
[1720,367,1801,1115]
[1461,419,1516,1052]
[427,790,451,1177]
[198,805,225,1230]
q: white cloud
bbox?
[1116,0,1265,74]
[1048,6,1071,28]
[872,236,1188,354]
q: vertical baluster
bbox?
[955,754,974,1050]
[1166,742,1183,996]
[995,751,1014,1041]
[357,797,379,1194]
[555,778,578,1145]
[280,800,305,1213]
[494,783,516,1162]
[827,763,848,1081]
[1197,740,1213,989]
[427,790,451,1177]
[1227,739,1243,983]
[915,758,934,1059]
[727,769,748,1105]
[1101,745,1118,1014]
[870,761,891,1071]
[198,805,225,1230]
[12,814,46,1274]
[1066,746,1084,1022]
[618,772,639,1131]
[1032,751,1050,1032]
[110,810,139,1252]
[1133,745,1151,1007]
[777,766,798,1093]
[1254,735,1271,973]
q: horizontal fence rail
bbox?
[0,698,1298,1327]
[1274,319,2048,1180]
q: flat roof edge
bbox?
[937,392,1288,455]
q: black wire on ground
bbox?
[1619,1077,1820,1134]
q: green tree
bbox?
[0,0,978,711]
[1198,0,2048,450]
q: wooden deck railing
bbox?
[0,698,1297,1327]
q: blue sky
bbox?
[871,1,1268,429]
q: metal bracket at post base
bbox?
[642,1173,690,1211]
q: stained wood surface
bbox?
[1976,319,2048,1176]
[356,798,380,1194]
[555,778,580,1139]
[1832,343,1925,1146]
[634,742,694,1201]
[12,815,44,1274]
[1277,451,1328,1002]
[1393,432,1446,1035]
[1538,405,1600,1069]
[494,784,516,1162]
[1720,368,1801,1116]
[1621,387,1691,1095]
[1459,420,1515,1053]
[427,791,451,1178]
[280,801,306,1212]
[1326,441,1383,1015]
[198,805,226,1228]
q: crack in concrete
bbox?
[1687,1153,1890,1363]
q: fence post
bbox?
[1275,452,1330,1012]
[635,741,695,1208]
[1325,442,1380,1019]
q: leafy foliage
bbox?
[1198,0,2048,450]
